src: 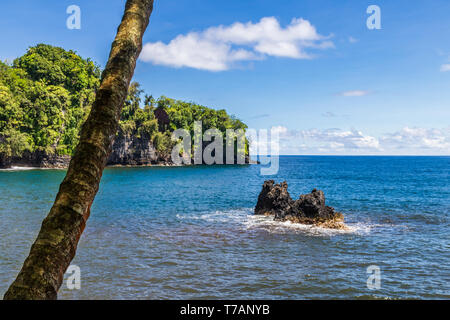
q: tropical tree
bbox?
[3,0,155,300]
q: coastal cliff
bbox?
[0,44,250,168]
[0,135,253,168]
[0,129,161,168]
[107,129,166,166]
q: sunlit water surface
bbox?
[0,156,449,299]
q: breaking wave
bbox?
[176,208,385,236]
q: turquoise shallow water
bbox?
[0,156,449,299]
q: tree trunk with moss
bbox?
[4,0,154,300]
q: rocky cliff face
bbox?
[107,130,166,166]
[0,130,167,169]
[0,151,71,169]
[0,130,254,168]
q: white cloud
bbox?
[301,128,380,150]
[270,125,289,135]
[348,36,358,43]
[338,90,370,97]
[140,17,333,71]
[248,126,450,155]
[248,127,380,155]
[380,127,450,151]
[440,64,450,72]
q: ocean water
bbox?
[0,156,449,299]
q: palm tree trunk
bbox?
[4,0,154,300]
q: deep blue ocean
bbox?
[0,156,449,299]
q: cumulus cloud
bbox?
[348,36,358,43]
[380,127,450,151]
[440,64,450,72]
[337,90,370,97]
[248,127,380,155]
[302,128,380,150]
[247,126,450,155]
[140,17,333,71]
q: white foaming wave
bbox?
[176,208,250,224]
[0,166,61,171]
[176,208,373,236]
[0,166,37,171]
[244,214,366,236]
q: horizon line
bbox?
[253,154,450,157]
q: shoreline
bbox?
[0,162,256,171]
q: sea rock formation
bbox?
[254,181,292,216]
[255,180,347,229]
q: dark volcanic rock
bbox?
[0,132,163,169]
[255,180,346,229]
[0,127,256,168]
[255,180,293,216]
[107,130,161,166]
[2,151,71,169]
[296,189,336,220]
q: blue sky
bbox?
[1,0,449,155]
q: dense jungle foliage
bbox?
[0,44,247,158]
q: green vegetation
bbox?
[0,44,99,157]
[0,44,247,159]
